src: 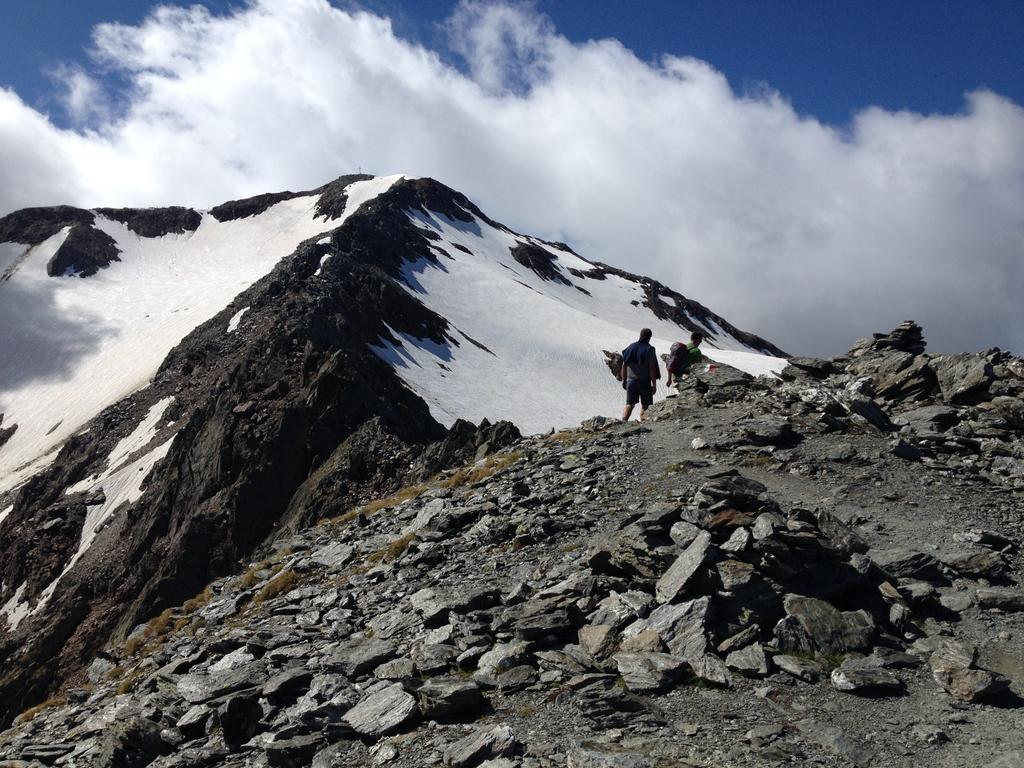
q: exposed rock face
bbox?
[509,241,572,285]
[0,206,95,245]
[95,206,202,237]
[46,223,121,277]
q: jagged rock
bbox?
[737,415,795,446]
[773,654,826,682]
[175,705,211,736]
[263,668,314,701]
[715,559,756,590]
[655,531,713,603]
[929,639,1009,702]
[752,512,782,540]
[612,652,687,692]
[417,678,484,720]
[782,595,875,654]
[176,666,267,704]
[721,527,751,554]
[587,526,674,580]
[578,625,618,659]
[622,597,711,661]
[716,624,759,655]
[725,643,770,677]
[868,548,944,582]
[783,357,835,379]
[847,398,894,431]
[830,662,904,694]
[325,637,397,677]
[411,643,458,675]
[443,724,520,768]
[588,591,653,632]
[975,588,1024,612]
[475,642,531,679]
[953,529,1016,550]
[699,475,767,508]
[342,683,419,738]
[893,405,960,432]
[938,549,1005,579]
[933,354,995,403]
[871,354,936,402]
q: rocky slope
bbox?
[1,322,1021,768]
[0,176,782,729]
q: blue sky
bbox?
[4,0,1023,128]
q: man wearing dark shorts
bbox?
[620,328,660,421]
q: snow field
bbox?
[374,210,786,435]
[0,176,404,493]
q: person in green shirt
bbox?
[666,331,704,385]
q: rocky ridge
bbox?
[0,175,782,730]
[1,322,1021,767]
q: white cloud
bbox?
[0,0,1021,356]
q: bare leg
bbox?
[622,404,634,421]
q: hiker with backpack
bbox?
[666,331,704,385]
[620,328,661,421]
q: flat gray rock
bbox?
[325,637,397,677]
[443,724,519,768]
[342,683,418,738]
[655,531,712,604]
[830,664,903,694]
[773,654,826,682]
[612,651,686,692]
[725,643,769,677]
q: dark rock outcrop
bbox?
[509,242,572,285]
[45,223,121,277]
[95,207,202,237]
[0,206,95,246]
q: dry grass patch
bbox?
[547,430,581,443]
[366,533,417,566]
[253,569,299,604]
[182,585,213,612]
[439,451,524,489]
[16,695,67,724]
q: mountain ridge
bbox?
[0,174,785,727]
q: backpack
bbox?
[667,342,688,374]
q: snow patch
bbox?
[1,582,29,631]
[0,504,11,529]
[0,176,406,491]
[31,398,177,614]
[227,307,249,334]
[375,208,786,435]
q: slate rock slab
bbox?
[655,531,712,604]
[342,683,419,738]
[443,724,520,768]
[326,637,397,677]
[418,678,484,720]
[783,595,875,654]
[830,664,903,694]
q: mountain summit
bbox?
[0,174,785,724]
